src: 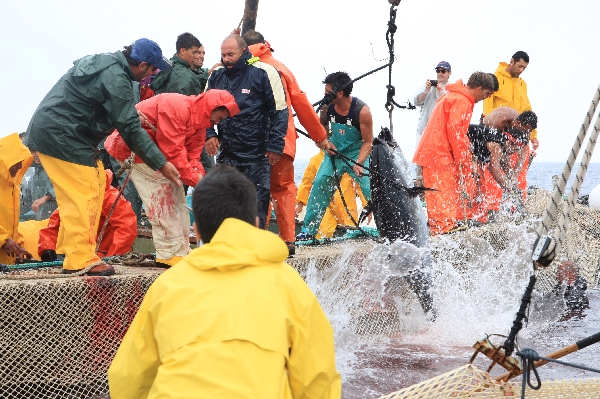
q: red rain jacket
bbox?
[104,90,239,187]
[413,80,475,174]
[248,44,326,159]
[38,169,137,257]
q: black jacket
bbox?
[206,50,288,164]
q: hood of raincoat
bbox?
[184,218,288,272]
[248,43,272,59]
[72,52,133,82]
[0,133,33,185]
[495,62,513,80]
[191,89,240,130]
[445,79,474,106]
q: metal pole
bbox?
[241,0,260,36]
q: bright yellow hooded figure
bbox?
[108,217,341,399]
[0,133,33,264]
[297,150,366,238]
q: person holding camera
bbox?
[413,61,452,186]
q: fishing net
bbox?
[375,364,600,399]
[0,189,597,399]
[0,266,162,399]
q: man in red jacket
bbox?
[243,30,330,255]
[38,169,137,261]
[413,72,495,235]
[104,89,239,266]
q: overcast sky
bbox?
[2,0,600,164]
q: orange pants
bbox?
[468,163,502,224]
[422,166,464,235]
[512,145,529,203]
[270,154,297,243]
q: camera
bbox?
[430,80,438,87]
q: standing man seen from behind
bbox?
[296,72,373,241]
[413,72,495,235]
[108,165,341,399]
[243,30,329,256]
[414,61,452,186]
[484,51,536,201]
[25,39,180,276]
[205,34,289,229]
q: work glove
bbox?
[41,249,58,262]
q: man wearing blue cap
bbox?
[413,61,452,186]
[25,39,181,276]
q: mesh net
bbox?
[375,364,600,399]
[0,189,597,398]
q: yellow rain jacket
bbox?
[297,151,366,238]
[0,133,33,264]
[483,62,536,140]
[108,217,341,399]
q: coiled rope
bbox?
[516,347,600,399]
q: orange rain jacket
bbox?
[105,90,239,187]
[248,43,326,159]
[0,133,33,264]
[413,80,475,174]
[38,169,137,258]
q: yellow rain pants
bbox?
[38,153,105,271]
[18,219,49,261]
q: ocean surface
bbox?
[294,160,600,197]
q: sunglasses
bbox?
[435,69,448,74]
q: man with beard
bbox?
[204,35,288,229]
[243,30,329,255]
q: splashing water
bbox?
[300,220,598,398]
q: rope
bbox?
[329,155,382,243]
[556,106,600,256]
[311,2,414,112]
[517,348,600,399]
[1,260,64,272]
[537,84,600,243]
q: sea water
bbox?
[294,160,600,196]
[301,226,599,398]
[293,160,600,398]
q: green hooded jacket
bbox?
[151,54,207,95]
[25,51,166,169]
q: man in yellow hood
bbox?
[0,133,34,264]
[483,51,536,203]
[108,164,341,399]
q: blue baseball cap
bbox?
[130,38,172,71]
[435,61,451,71]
